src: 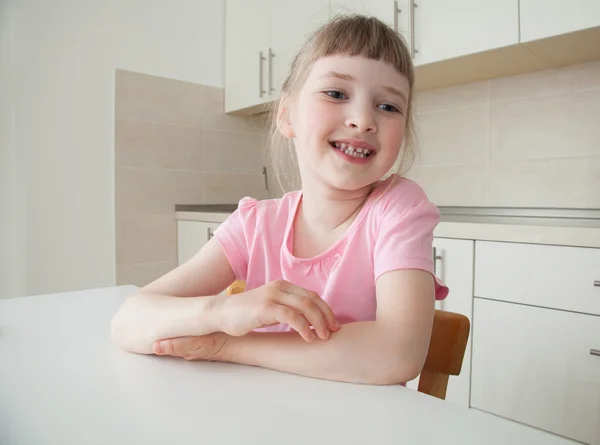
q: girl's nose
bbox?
[345,106,377,134]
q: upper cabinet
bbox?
[329,0,400,30]
[225,0,329,113]
[226,0,600,114]
[270,0,330,96]
[520,0,600,42]
[413,0,519,65]
[225,0,271,113]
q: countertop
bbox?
[0,285,575,445]
[175,204,600,248]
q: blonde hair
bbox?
[269,14,417,193]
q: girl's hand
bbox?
[216,279,340,342]
[153,333,229,361]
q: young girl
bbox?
[110,14,448,385]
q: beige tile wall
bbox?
[114,70,272,287]
[409,60,600,208]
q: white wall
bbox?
[0,1,19,299]
[3,0,224,297]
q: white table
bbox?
[0,285,576,445]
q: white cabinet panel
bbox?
[225,0,271,112]
[471,298,600,444]
[270,0,330,95]
[520,0,600,42]
[475,241,600,316]
[406,238,474,408]
[414,0,519,65]
[433,238,474,408]
[177,221,220,266]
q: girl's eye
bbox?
[378,103,401,114]
[324,91,346,100]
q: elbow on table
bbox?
[367,347,425,386]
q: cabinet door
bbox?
[270,0,330,96]
[433,238,474,408]
[414,0,519,65]
[471,298,600,444]
[177,221,220,266]
[225,0,271,113]
[329,0,406,31]
[520,0,600,42]
[406,238,474,409]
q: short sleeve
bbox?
[213,197,258,281]
[374,199,449,300]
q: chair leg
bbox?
[418,368,449,400]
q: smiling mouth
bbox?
[330,141,373,158]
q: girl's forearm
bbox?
[110,291,222,354]
[222,322,422,385]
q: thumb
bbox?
[153,339,174,355]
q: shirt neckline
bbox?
[282,176,395,264]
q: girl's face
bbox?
[279,55,410,193]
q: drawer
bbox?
[475,241,600,316]
[471,298,600,444]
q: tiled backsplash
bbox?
[114,70,272,286]
[409,60,600,208]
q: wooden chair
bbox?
[224,280,470,399]
[418,309,470,400]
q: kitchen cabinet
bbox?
[225,0,271,113]
[475,241,600,316]
[330,1,519,65]
[329,0,409,35]
[520,0,600,42]
[270,0,330,95]
[413,0,519,65]
[225,0,329,113]
[471,298,600,444]
[432,238,474,408]
[406,238,474,409]
[177,220,220,266]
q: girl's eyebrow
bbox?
[321,71,355,82]
[383,86,408,106]
[321,71,408,105]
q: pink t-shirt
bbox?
[214,174,449,332]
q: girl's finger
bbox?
[281,283,340,332]
[276,292,330,340]
[273,305,315,342]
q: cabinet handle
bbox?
[259,51,266,98]
[594,280,600,287]
[207,227,214,241]
[591,349,600,357]
[268,48,275,94]
[393,1,399,33]
[409,1,418,58]
[432,247,443,276]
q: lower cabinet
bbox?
[406,238,474,409]
[176,220,221,266]
[471,297,600,445]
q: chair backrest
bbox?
[418,310,470,399]
[225,280,470,399]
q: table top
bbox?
[0,285,576,445]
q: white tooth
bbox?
[356,148,363,154]
[347,145,355,152]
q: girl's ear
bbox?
[276,93,295,139]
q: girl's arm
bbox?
[111,238,339,355]
[110,238,236,354]
[214,269,435,385]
